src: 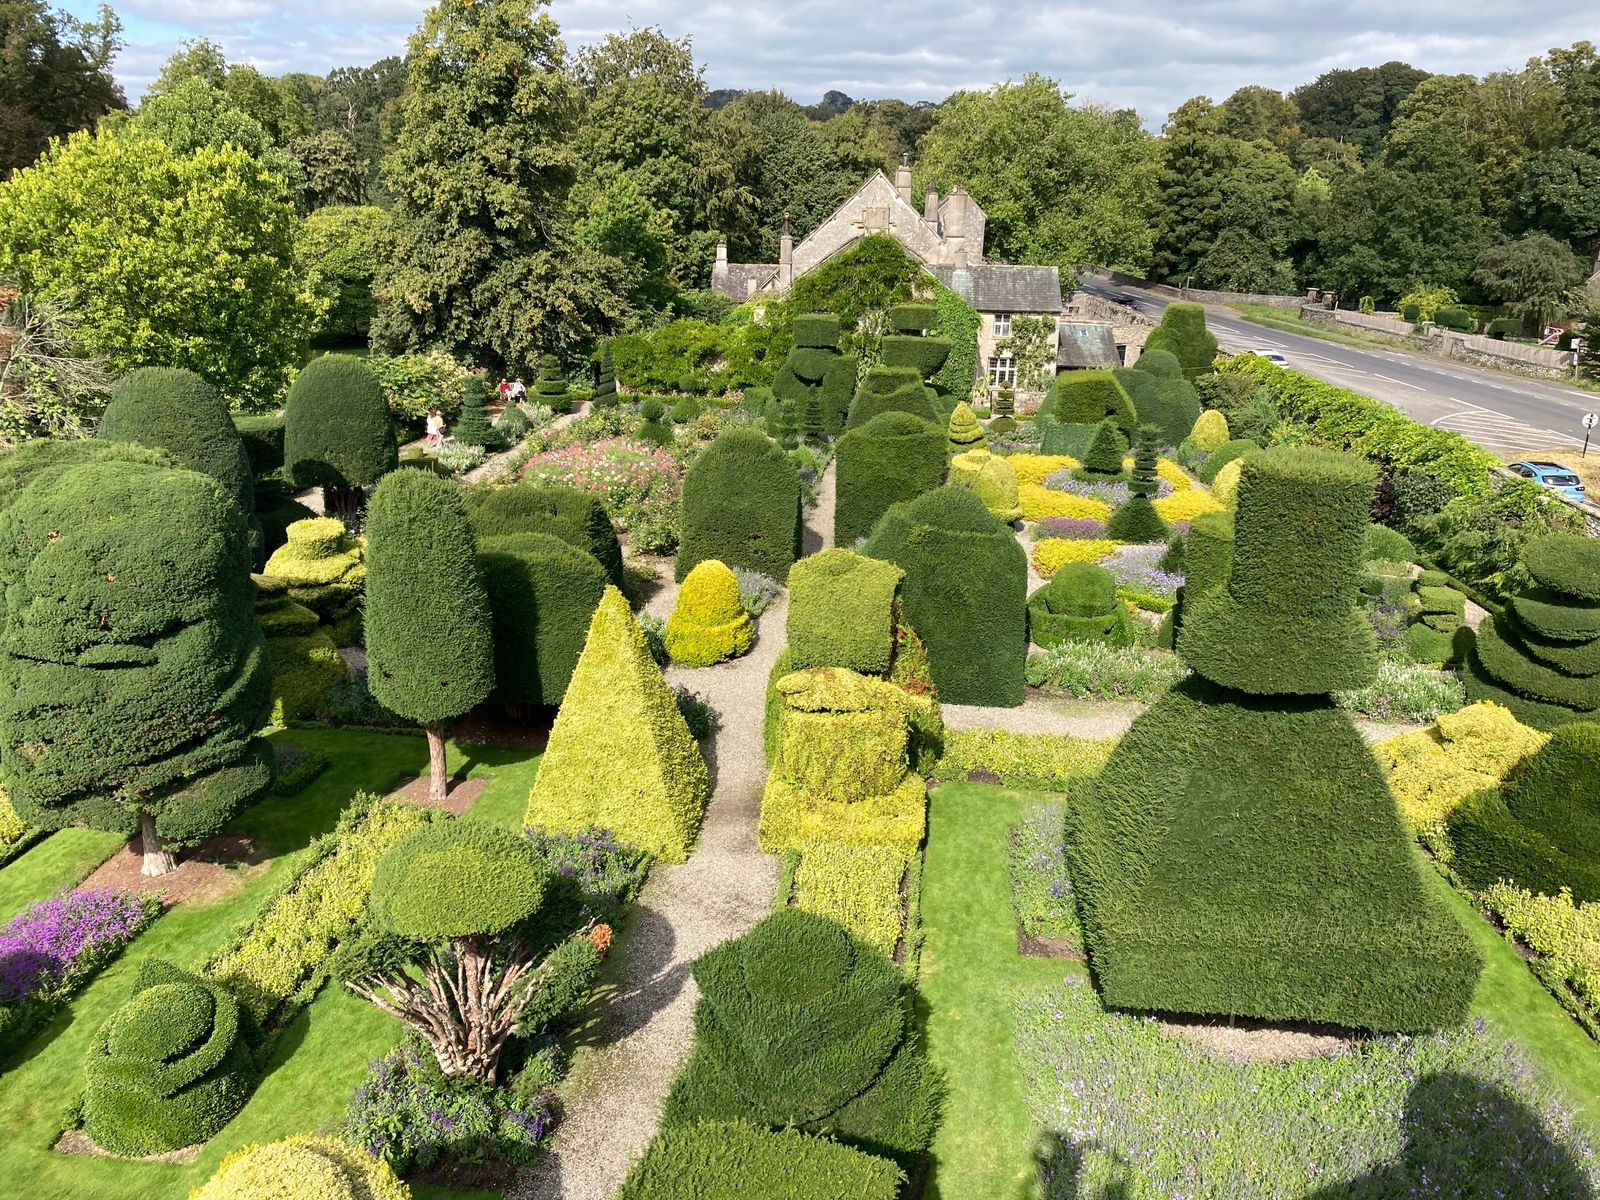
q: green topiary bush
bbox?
[83,959,256,1155]
[889,304,937,333]
[845,367,936,430]
[1189,408,1229,452]
[465,483,624,586]
[1115,351,1201,447]
[1364,523,1417,563]
[1446,786,1600,903]
[1401,302,1422,323]
[0,438,175,514]
[863,487,1027,707]
[100,368,255,520]
[593,340,618,408]
[1143,302,1219,381]
[786,549,904,675]
[1044,370,1137,429]
[793,313,841,348]
[620,1120,901,1200]
[1502,721,1600,860]
[1196,438,1258,485]
[946,401,984,454]
[477,532,607,707]
[283,355,396,508]
[526,587,709,861]
[192,1134,412,1200]
[677,429,803,582]
[880,334,951,377]
[1106,425,1168,543]
[255,577,347,724]
[834,411,948,546]
[667,560,754,667]
[1080,419,1128,476]
[773,313,857,436]
[1028,563,1137,649]
[661,909,941,1165]
[947,447,1021,524]
[534,354,571,414]
[1132,348,1182,380]
[233,414,285,482]
[1434,307,1475,333]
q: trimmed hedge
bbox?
[835,412,948,546]
[1503,722,1600,861]
[283,354,397,491]
[947,447,1021,524]
[477,532,607,706]
[946,401,984,453]
[1447,786,1600,903]
[1117,355,1201,446]
[1044,370,1137,429]
[370,819,549,940]
[593,339,617,408]
[233,414,284,481]
[1181,446,1379,696]
[464,483,624,587]
[192,1135,412,1200]
[677,429,803,582]
[792,842,908,958]
[262,516,365,631]
[1028,563,1137,649]
[619,1121,902,1200]
[794,313,842,348]
[774,315,857,436]
[863,487,1027,707]
[786,549,904,675]
[83,959,256,1155]
[667,560,754,667]
[0,437,175,513]
[527,587,709,861]
[1142,302,1218,381]
[1196,438,1258,485]
[1189,408,1229,452]
[890,303,937,333]
[661,909,941,1164]
[100,367,255,519]
[1364,523,1417,563]
[880,334,951,377]
[1132,348,1183,380]
[845,367,936,429]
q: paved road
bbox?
[1079,276,1599,456]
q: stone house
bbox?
[711,163,1071,404]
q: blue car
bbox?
[1508,460,1587,503]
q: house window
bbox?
[988,355,1016,387]
[993,312,1012,337]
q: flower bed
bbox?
[927,729,1115,792]
[1103,544,1182,610]
[519,437,682,554]
[1333,655,1466,723]
[1025,642,1188,702]
[1031,538,1117,576]
[1008,802,1081,951]
[1033,516,1106,541]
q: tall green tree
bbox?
[1291,61,1431,159]
[919,74,1160,272]
[1148,98,1232,282]
[1476,232,1588,332]
[0,0,123,176]
[372,0,625,372]
[1217,84,1300,150]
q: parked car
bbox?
[1508,460,1586,503]
[1252,348,1289,367]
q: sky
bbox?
[56,0,1599,128]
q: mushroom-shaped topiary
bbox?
[666,560,754,667]
[83,960,255,1154]
[1027,562,1137,649]
[946,402,985,454]
[191,1134,412,1200]
[1189,409,1229,452]
[948,447,1021,524]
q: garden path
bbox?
[515,461,835,1200]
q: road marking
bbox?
[1372,373,1425,391]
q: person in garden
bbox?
[425,409,444,447]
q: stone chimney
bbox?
[924,184,939,226]
[778,213,793,291]
[944,186,968,263]
[711,239,729,295]
[894,155,913,207]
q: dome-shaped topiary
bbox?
[1132,348,1183,380]
[678,429,803,582]
[371,819,549,941]
[465,483,623,586]
[1211,455,1245,508]
[191,1134,411,1200]
[83,960,255,1155]
[0,438,175,514]
[1028,562,1136,648]
[946,402,985,454]
[283,355,396,499]
[1197,438,1258,485]
[1502,722,1600,860]
[666,560,754,667]
[948,447,1021,524]
[1189,409,1229,452]
[835,411,947,546]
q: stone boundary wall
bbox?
[1299,307,1414,337]
[1104,270,1303,308]
[1301,305,1573,373]
[1445,332,1572,371]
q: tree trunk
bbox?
[426,722,449,804]
[140,810,176,877]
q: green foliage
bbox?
[771,318,856,436]
[880,334,951,378]
[83,960,255,1155]
[477,532,607,706]
[0,459,270,841]
[533,354,571,414]
[928,728,1116,790]
[947,447,1022,524]
[1071,677,1481,1030]
[527,587,709,861]
[1023,640,1190,702]
[863,487,1027,706]
[1028,563,1137,649]
[666,560,754,666]
[929,282,980,405]
[303,206,389,342]
[1433,306,1476,332]
[1181,447,1379,695]
[0,0,122,177]
[192,1135,411,1200]
[363,469,494,725]
[677,428,803,581]
[262,517,365,630]
[845,366,937,430]
[1502,722,1600,860]
[662,909,941,1163]
[452,387,499,448]
[612,320,772,396]
[1188,408,1229,452]
[787,550,904,675]
[284,355,397,491]
[1447,786,1600,903]
[772,669,913,804]
[465,482,624,586]
[794,313,841,348]
[1107,426,1169,542]
[367,351,486,423]
[370,819,549,940]
[1044,370,1137,429]
[1143,303,1219,381]
[234,414,284,482]
[946,402,984,453]
[1334,654,1466,723]
[1116,364,1202,447]
[1364,522,1418,563]
[792,842,908,958]
[1195,438,1257,485]
[1081,419,1128,475]
[620,1120,902,1200]
[0,128,317,408]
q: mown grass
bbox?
[0,827,128,924]
[0,725,541,1200]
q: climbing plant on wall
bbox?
[996,314,1057,393]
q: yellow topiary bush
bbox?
[262,517,365,632]
[948,447,1022,523]
[1019,483,1111,522]
[1032,538,1117,577]
[0,786,30,859]
[1008,453,1080,486]
[665,560,752,667]
[1211,457,1245,509]
[527,587,710,861]
[1190,408,1229,452]
[1152,488,1225,522]
[1375,701,1548,828]
[759,772,927,861]
[189,1134,411,1200]
[1432,701,1548,776]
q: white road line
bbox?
[1372,373,1425,391]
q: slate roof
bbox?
[1056,321,1120,369]
[719,263,776,301]
[925,264,1062,313]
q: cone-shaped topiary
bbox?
[845,367,936,429]
[465,483,624,586]
[452,385,498,448]
[638,396,673,446]
[526,587,709,861]
[0,459,270,875]
[535,354,571,414]
[863,487,1026,707]
[835,412,948,546]
[1143,301,1218,381]
[283,355,396,513]
[666,560,754,666]
[677,429,803,582]
[946,401,984,454]
[191,1134,412,1200]
[1072,444,1479,1032]
[661,909,941,1165]
[947,447,1021,524]
[477,532,607,707]
[594,340,618,408]
[364,470,494,801]
[786,549,904,675]
[1106,425,1168,543]
[1189,408,1229,452]
[1080,419,1128,476]
[1028,563,1137,648]
[1211,455,1245,508]
[1465,532,1600,729]
[83,959,255,1154]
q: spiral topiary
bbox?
[191,1135,411,1200]
[666,560,754,667]
[946,402,985,454]
[1105,424,1168,543]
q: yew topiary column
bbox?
[835,411,948,546]
[535,353,571,413]
[1106,425,1168,543]
[773,313,856,437]
[677,428,803,582]
[363,469,494,802]
[1143,301,1219,381]
[283,354,397,515]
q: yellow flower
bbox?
[1032,538,1116,577]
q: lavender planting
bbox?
[1034,517,1107,541]
[0,888,155,1002]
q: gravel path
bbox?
[514,459,834,1200]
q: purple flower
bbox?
[1036,516,1108,540]
[0,888,150,1001]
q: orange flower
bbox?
[588,924,613,957]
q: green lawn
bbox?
[0,725,541,1200]
[0,827,128,924]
